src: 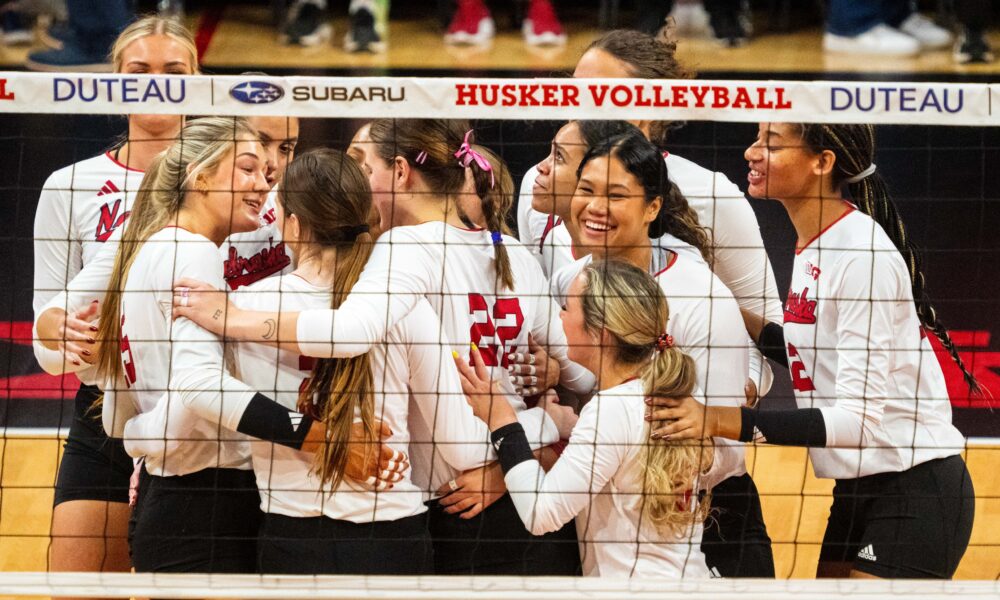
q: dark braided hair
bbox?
[578,130,711,265]
[798,123,981,395]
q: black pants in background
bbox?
[130,467,261,573]
[258,511,433,575]
[429,492,581,575]
[701,473,775,577]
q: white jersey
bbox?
[107,227,254,476]
[504,379,710,578]
[783,207,964,480]
[296,222,595,399]
[552,249,748,485]
[518,153,781,392]
[230,274,540,521]
[33,191,289,383]
[32,152,143,385]
[33,152,143,316]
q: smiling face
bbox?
[248,116,299,187]
[532,122,588,219]
[744,122,826,202]
[119,34,194,136]
[199,139,270,236]
[570,153,660,258]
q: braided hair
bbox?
[798,124,980,394]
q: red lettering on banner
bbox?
[455,83,582,107]
[733,87,754,109]
[756,87,774,109]
[611,85,632,106]
[691,86,710,108]
[672,86,688,107]
[634,85,651,107]
[711,86,729,108]
[0,79,14,101]
[775,87,792,109]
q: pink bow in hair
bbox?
[454,129,494,189]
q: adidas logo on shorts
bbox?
[857,544,877,561]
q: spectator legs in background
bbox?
[344,0,388,53]
[444,0,494,46]
[824,0,951,57]
[1,2,34,46]
[281,0,332,47]
[522,0,565,46]
[704,0,749,47]
[24,0,131,70]
[953,0,993,63]
[635,0,673,36]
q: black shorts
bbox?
[53,384,133,506]
[130,467,261,573]
[819,454,975,579]
[428,492,581,575]
[258,511,433,575]
[701,473,775,577]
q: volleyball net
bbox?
[0,72,997,597]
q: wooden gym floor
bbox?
[1,4,1000,74]
[0,433,997,580]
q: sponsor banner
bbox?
[0,71,994,125]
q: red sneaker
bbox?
[523,0,566,46]
[445,0,495,46]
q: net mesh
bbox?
[0,72,997,596]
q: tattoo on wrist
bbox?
[212,309,223,321]
[262,318,276,340]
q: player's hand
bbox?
[172,277,234,336]
[537,390,578,439]
[453,344,517,431]
[342,420,409,491]
[645,395,714,440]
[436,462,507,519]
[59,301,100,365]
[506,334,559,396]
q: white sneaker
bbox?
[823,24,920,57]
[899,13,953,50]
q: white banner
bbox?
[0,72,993,126]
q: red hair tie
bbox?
[655,333,674,352]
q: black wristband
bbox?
[237,393,315,450]
[757,321,789,368]
[490,423,533,474]
[739,406,827,447]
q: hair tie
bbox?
[454,130,495,189]
[490,230,503,246]
[845,163,876,184]
[655,333,674,352]
[321,223,369,244]
[415,151,428,165]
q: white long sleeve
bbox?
[33,170,80,317]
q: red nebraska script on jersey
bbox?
[784,287,818,325]
[224,240,291,290]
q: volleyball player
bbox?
[221,149,560,574]
[650,123,977,579]
[173,119,592,575]
[456,259,713,577]
[548,129,774,577]
[516,29,781,402]
[30,16,196,581]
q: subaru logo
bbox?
[229,81,284,104]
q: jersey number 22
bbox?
[468,293,524,368]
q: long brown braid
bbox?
[798,123,981,395]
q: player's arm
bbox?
[740,307,789,368]
[33,170,79,315]
[172,229,428,358]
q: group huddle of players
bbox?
[31,15,977,585]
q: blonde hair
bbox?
[580,259,712,537]
[96,117,257,389]
[111,15,199,73]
